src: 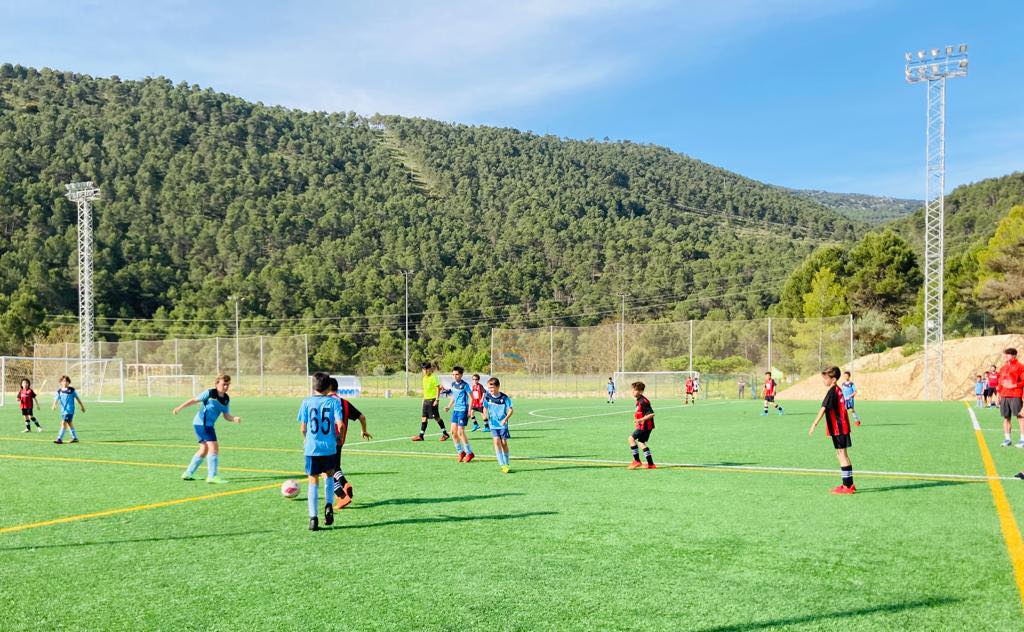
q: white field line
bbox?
[342,447,1016,482]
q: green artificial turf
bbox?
[1,396,1022,630]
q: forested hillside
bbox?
[0,64,859,371]
[786,189,920,224]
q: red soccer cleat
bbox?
[830,485,856,495]
[854,421,861,427]
[464,452,475,463]
[411,435,424,442]
[336,491,353,509]
[645,463,657,469]
[342,482,353,500]
[628,461,643,470]
[457,451,466,462]
[440,434,449,442]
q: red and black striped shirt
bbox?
[822,385,850,437]
[634,395,655,431]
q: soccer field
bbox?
[2,397,1023,630]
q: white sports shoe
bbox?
[1016,440,1024,449]
[1002,439,1013,447]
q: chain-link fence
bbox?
[491,316,854,398]
[34,335,309,397]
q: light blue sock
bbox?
[308,481,319,518]
[497,450,507,466]
[503,447,510,465]
[464,442,473,455]
[69,426,78,439]
[56,426,65,441]
[455,441,463,454]
[185,455,203,476]
[208,454,219,478]
[325,477,334,508]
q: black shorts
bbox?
[984,387,996,398]
[830,433,852,450]
[305,454,336,476]
[20,408,33,417]
[764,396,775,403]
[421,399,440,418]
[471,404,484,413]
[1001,397,1024,420]
[631,428,653,443]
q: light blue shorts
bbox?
[451,410,469,427]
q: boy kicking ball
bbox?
[628,381,656,469]
[482,377,513,473]
[808,366,855,495]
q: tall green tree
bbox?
[975,205,1024,327]
[845,230,921,322]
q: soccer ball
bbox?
[281,479,299,499]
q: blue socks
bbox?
[465,442,473,455]
[325,478,334,508]
[185,455,203,476]
[455,441,463,454]
[496,449,509,466]
[56,427,65,441]
[308,481,319,518]
[69,426,78,440]
[208,454,219,478]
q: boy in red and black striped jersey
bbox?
[761,371,783,416]
[809,366,855,495]
[627,381,656,470]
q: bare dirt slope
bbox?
[780,334,1024,401]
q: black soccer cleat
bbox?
[69,438,79,443]
[1015,472,1024,481]
[309,517,319,531]
[324,504,334,526]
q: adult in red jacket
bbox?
[997,348,1024,448]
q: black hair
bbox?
[452,366,464,374]
[312,372,331,393]
[328,377,339,391]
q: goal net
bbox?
[146,375,200,399]
[0,356,124,406]
[613,371,700,401]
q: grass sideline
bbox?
[1,396,1023,630]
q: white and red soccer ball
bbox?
[281,479,299,498]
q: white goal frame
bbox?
[146,374,200,398]
[0,356,125,406]
[613,371,701,400]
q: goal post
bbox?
[613,371,700,401]
[0,356,124,405]
[146,374,200,399]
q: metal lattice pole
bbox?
[905,44,968,400]
[65,182,100,396]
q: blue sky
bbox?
[2,0,1021,198]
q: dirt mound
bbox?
[780,333,1024,401]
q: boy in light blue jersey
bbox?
[52,375,85,444]
[299,372,343,531]
[482,377,513,473]
[606,378,616,404]
[975,375,986,408]
[173,375,241,483]
[840,371,862,427]
[444,366,475,463]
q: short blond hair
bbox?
[215,374,231,385]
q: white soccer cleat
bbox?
[1016,440,1024,449]
[1002,439,1013,447]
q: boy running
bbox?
[996,349,1024,448]
[482,377,513,473]
[840,371,862,427]
[17,379,41,432]
[808,366,855,494]
[412,363,448,442]
[299,372,343,531]
[52,376,84,444]
[327,378,371,509]
[469,373,488,432]
[173,374,241,483]
[975,374,986,408]
[684,376,696,405]
[606,377,616,404]
[628,381,656,469]
[762,371,783,416]
[445,366,475,462]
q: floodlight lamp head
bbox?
[959,44,967,53]
[65,181,101,202]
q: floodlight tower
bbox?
[904,44,968,400]
[65,181,101,394]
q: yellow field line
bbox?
[0,453,301,476]
[0,482,278,535]
[965,401,1024,610]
